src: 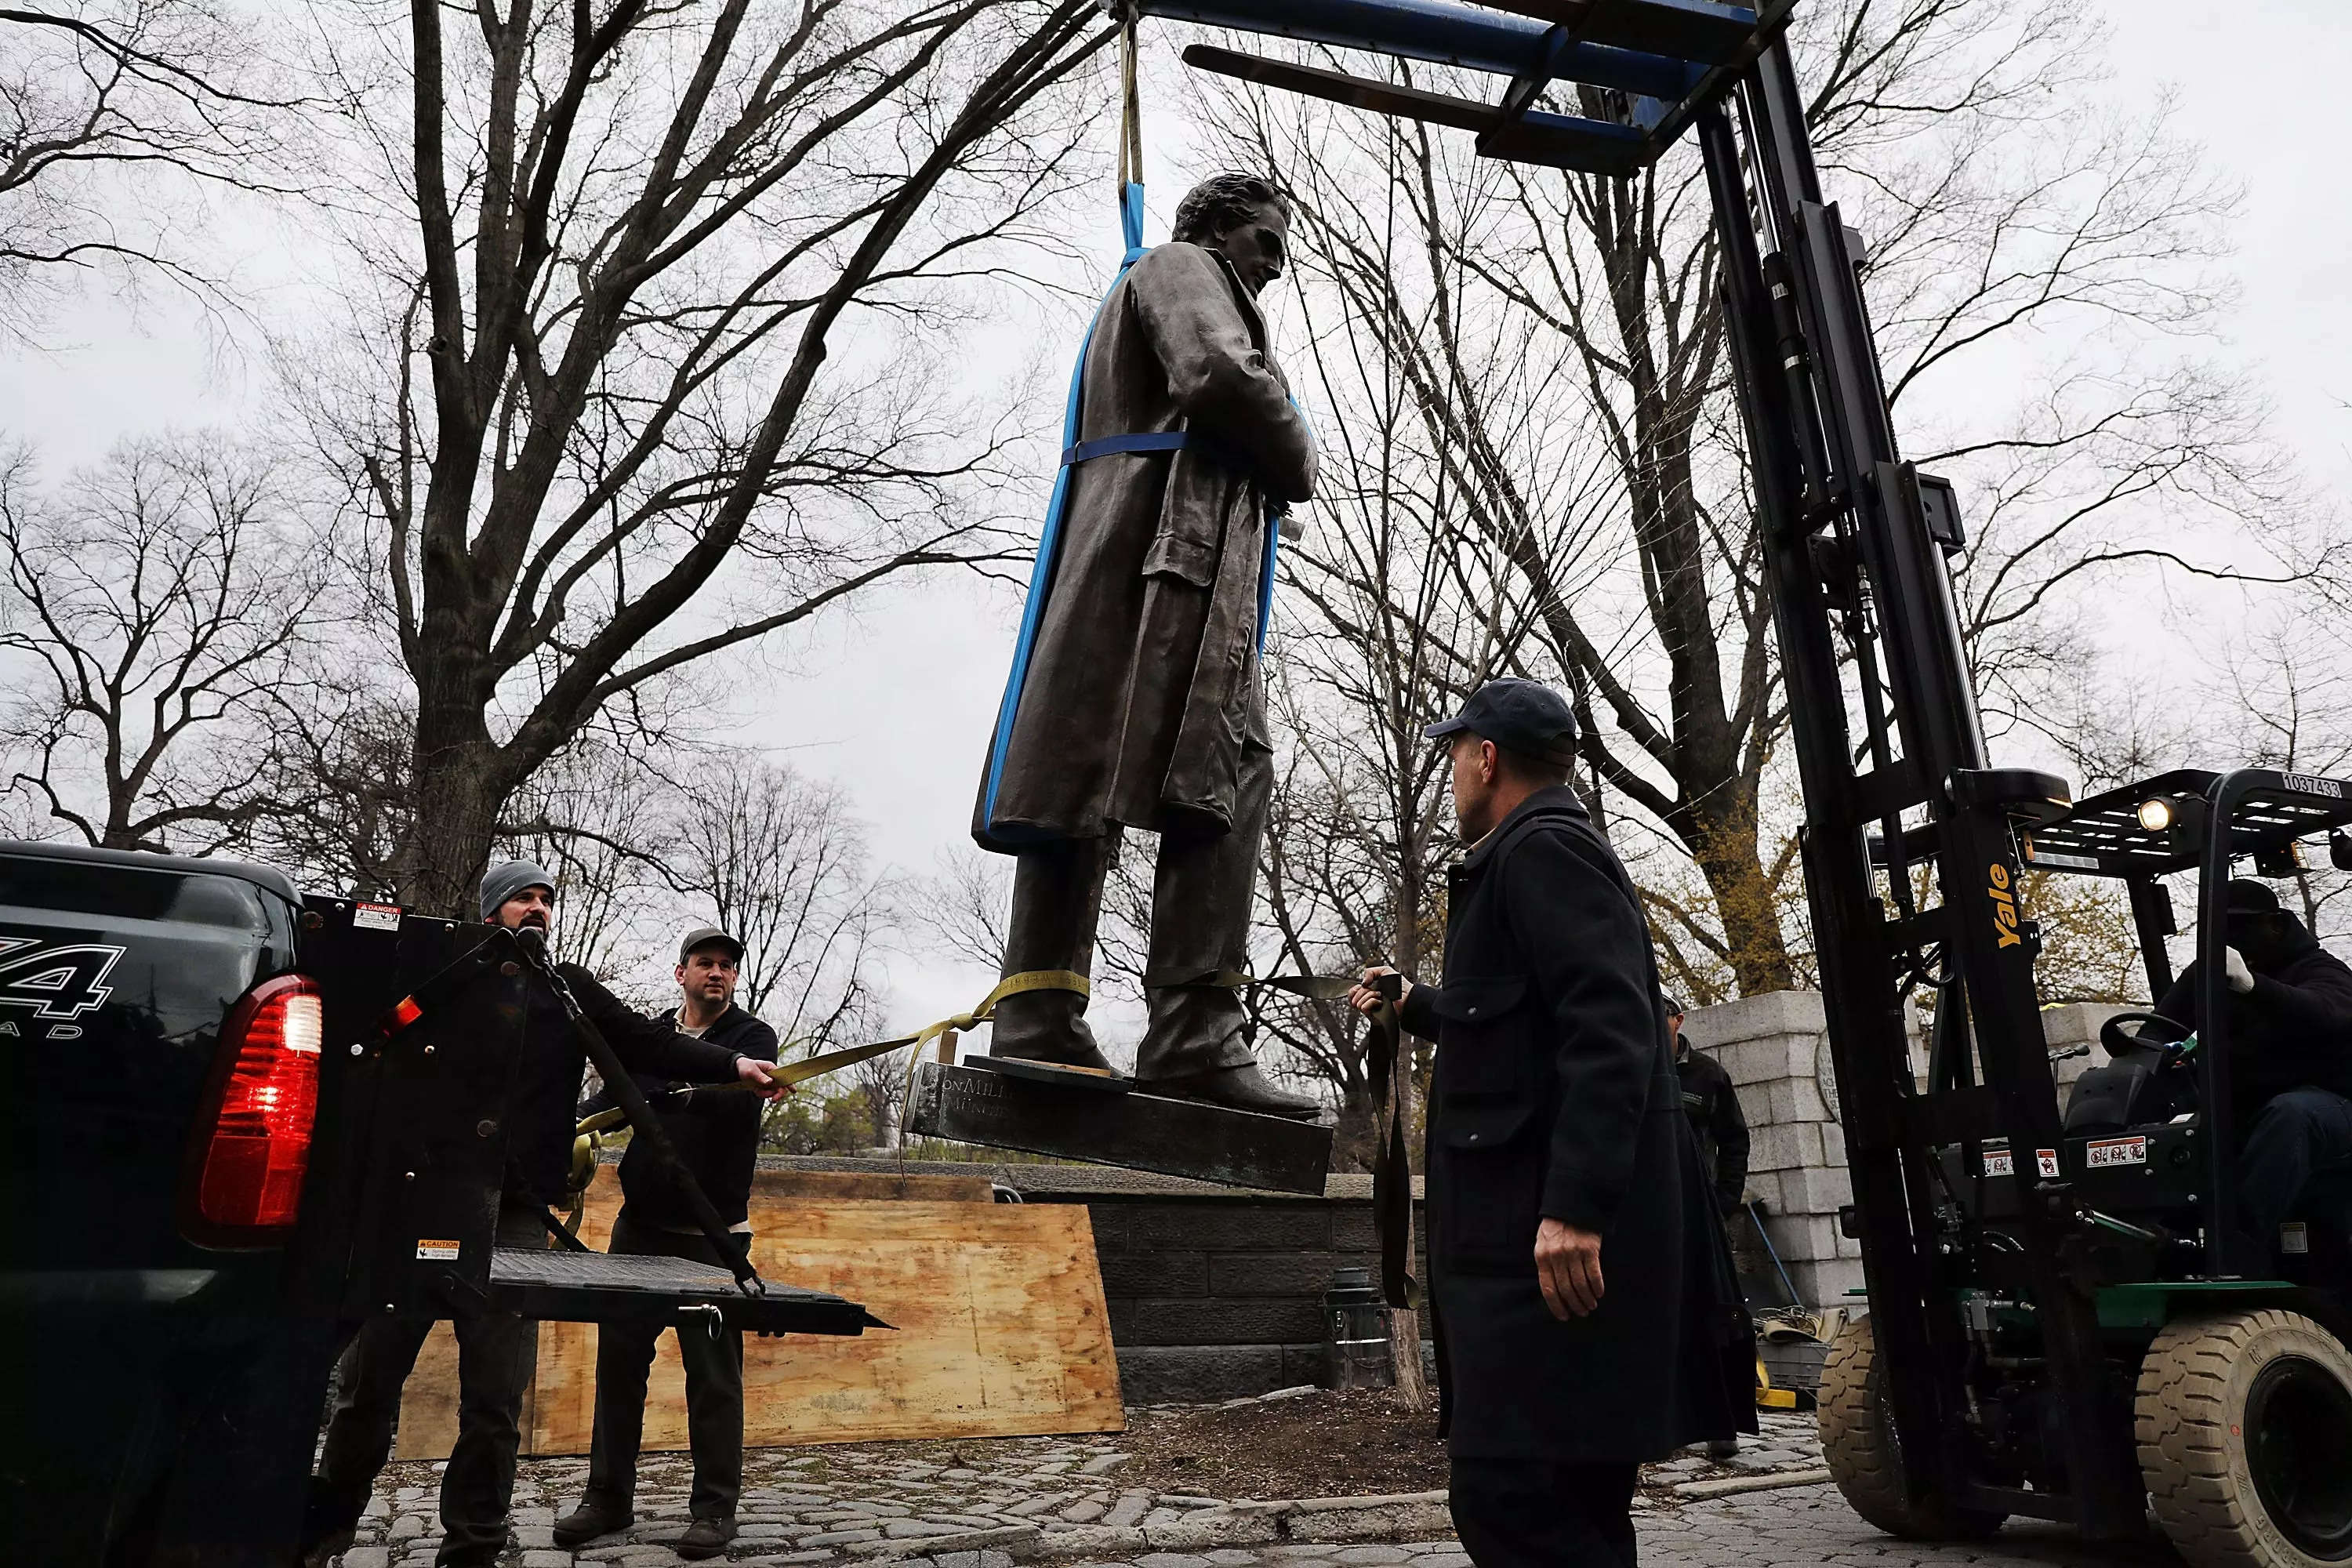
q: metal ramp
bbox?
[1141,0,1795,174]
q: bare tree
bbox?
[658,752,889,1041]
[0,0,300,336]
[0,434,324,851]
[287,0,1112,918]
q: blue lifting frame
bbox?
[1133,0,1795,174]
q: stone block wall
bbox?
[1047,1185,1429,1405]
[1682,993,2128,1312]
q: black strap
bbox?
[1368,972,1418,1308]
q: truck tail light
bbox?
[180,974,325,1247]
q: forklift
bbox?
[1122,1,2352,1563]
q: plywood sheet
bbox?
[394,1174,1120,1457]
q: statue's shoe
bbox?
[1136,1062,1321,1120]
[989,985,1116,1073]
[988,1039,1118,1073]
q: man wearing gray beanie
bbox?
[306,860,786,1568]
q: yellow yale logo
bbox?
[1988,863,2023,949]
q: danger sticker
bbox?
[2085,1135,2147,1168]
[354,902,402,932]
[2035,1149,2061,1178]
[1982,1149,2015,1178]
[416,1240,460,1261]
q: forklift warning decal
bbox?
[1987,863,2024,949]
[1983,1149,2015,1178]
[353,902,402,933]
[416,1240,461,1261]
[2085,1135,2148,1168]
[2035,1149,2061,1178]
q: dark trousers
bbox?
[999,740,1273,1079]
[1450,1457,1641,1568]
[583,1207,747,1521]
[309,1204,547,1565]
[2239,1087,2352,1242]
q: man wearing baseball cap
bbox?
[557,927,779,1559]
[306,869,783,1568]
[2149,877,2352,1271]
[1348,678,1750,1564]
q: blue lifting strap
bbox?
[1062,430,1189,466]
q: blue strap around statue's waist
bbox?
[1062,431,1189,466]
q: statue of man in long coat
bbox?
[971,172,1317,1117]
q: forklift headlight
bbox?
[2136,797,2175,833]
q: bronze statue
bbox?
[972,172,1317,1117]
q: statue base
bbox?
[906,1061,1333,1195]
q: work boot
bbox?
[1706,1437,1740,1461]
[553,1498,633,1547]
[677,1516,739,1560]
[987,985,1116,1072]
[1140,1062,1321,1119]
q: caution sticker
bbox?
[1982,1149,2015,1178]
[2035,1149,2061,1178]
[354,902,403,932]
[416,1239,461,1261]
[2085,1135,2147,1169]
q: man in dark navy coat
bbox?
[1351,681,1751,1566]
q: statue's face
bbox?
[1209,200,1289,296]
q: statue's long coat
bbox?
[976,240,1315,847]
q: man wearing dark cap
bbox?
[2151,877,2352,1269]
[305,867,784,1568]
[556,928,779,1559]
[1348,678,1750,1567]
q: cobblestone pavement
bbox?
[325,1411,2166,1568]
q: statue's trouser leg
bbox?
[1136,742,1275,1081]
[990,833,1119,1069]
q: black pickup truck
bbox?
[0,840,873,1566]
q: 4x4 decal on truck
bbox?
[0,936,126,1020]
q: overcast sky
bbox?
[1,0,2343,1040]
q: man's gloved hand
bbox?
[2225,946,2256,995]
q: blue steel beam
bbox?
[1134,0,1705,100]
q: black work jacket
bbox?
[1675,1044,1751,1214]
[579,1004,779,1230]
[1398,788,1751,1461]
[504,963,745,1208]
[2154,937,2352,1127]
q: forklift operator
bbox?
[303,861,786,1568]
[2151,878,2352,1265]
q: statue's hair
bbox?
[1171,172,1291,245]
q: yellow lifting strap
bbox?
[563,971,1097,1222]
[1151,968,1359,1000]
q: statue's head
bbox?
[1172,172,1292,297]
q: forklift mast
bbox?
[1134,0,2147,1537]
[1695,47,2144,1537]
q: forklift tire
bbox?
[1818,1313,2006,1540]
[2137,1308,2352,1568]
